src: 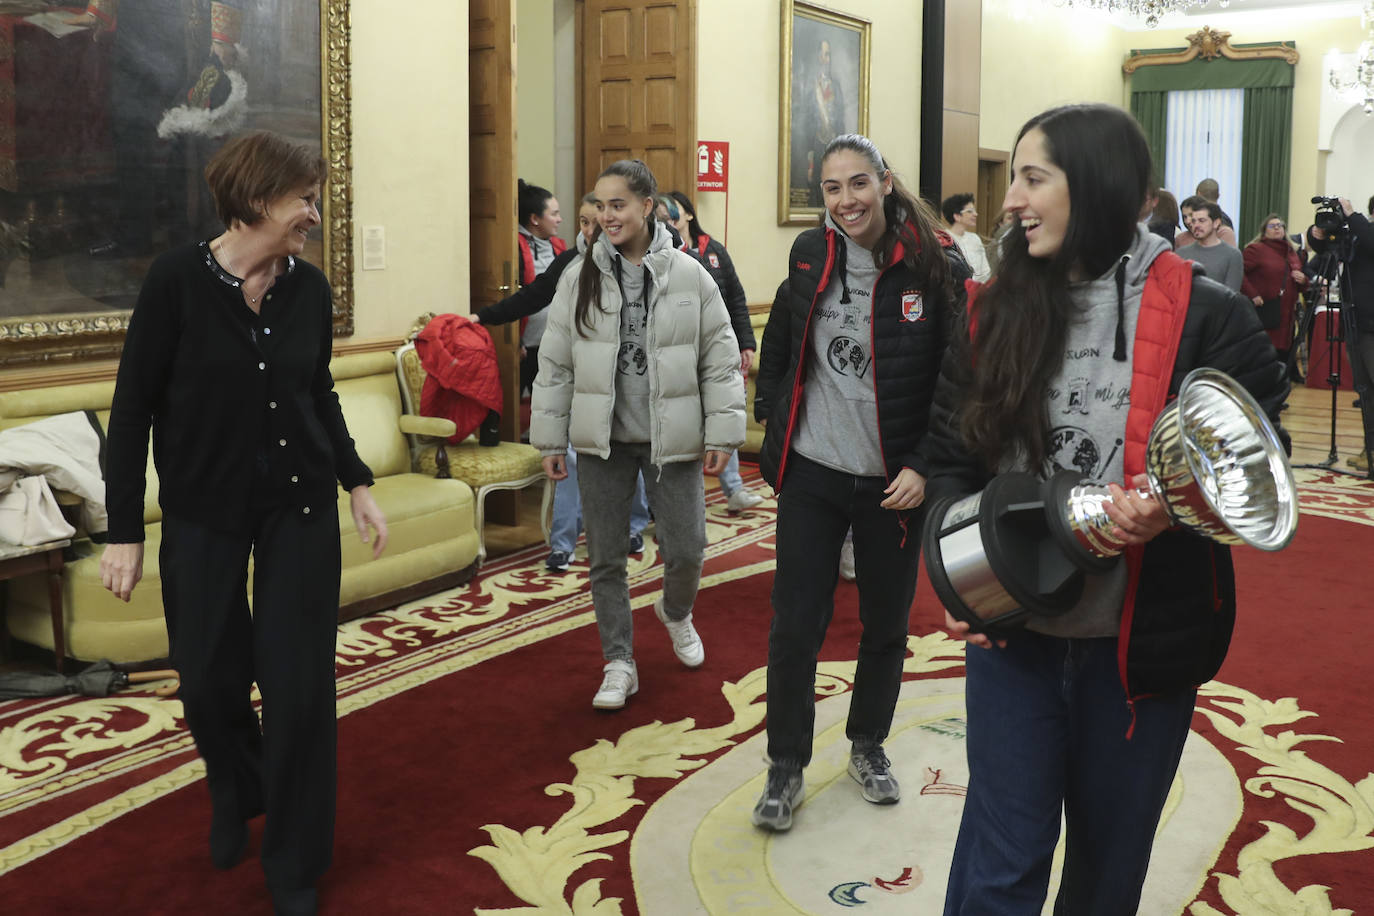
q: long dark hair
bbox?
[957,103,1151,472]
[668,190,705,246]
[517,178,554,231]
[574,159,657,337]
[820,134,950,293]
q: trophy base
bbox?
[923,472,1085,636]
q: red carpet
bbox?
[1,468,1372,913]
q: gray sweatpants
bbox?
[577,442,706,661]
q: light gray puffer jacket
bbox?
[531,222,744,465]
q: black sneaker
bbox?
[629,533,644,554]
[751,765,804,831]
[545,550,571,572]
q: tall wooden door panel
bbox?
[470,0,520,445]
[470,0,521,525]
[580,0,695,197]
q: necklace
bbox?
[214,239,272,304]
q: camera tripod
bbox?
[1291,234,1374,479]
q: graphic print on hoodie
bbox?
[612,252,652,443]
[791,213,884,477]
[1042,225,1172,484]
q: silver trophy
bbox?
[1044,367,1298,568]
[924,368,1298,631]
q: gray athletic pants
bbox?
[576,442,706,661]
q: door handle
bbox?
[497,260,513,294]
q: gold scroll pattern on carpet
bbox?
[466,633,966,915]
[468,634,1374,916]
[1294,469,1374,527]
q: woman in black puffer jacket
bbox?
[748,133,968,834]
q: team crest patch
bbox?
[901,291,925,322]
[708,253,720,268]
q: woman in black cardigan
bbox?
[100,131,387,916]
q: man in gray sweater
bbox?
[1177,201,1243,291]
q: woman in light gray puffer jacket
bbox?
[532,159,745,711]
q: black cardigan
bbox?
[104,242,373,542]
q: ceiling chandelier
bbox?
[1054,0,1231,29]
[1328,2,1374,114]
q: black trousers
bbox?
[766,453,924,767]
[161,503,341,891]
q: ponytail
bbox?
[517,178,554,230]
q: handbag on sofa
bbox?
[0,476,77,546]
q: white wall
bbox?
[350,1,469,340]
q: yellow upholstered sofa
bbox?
[743,309,769,458]
[0,351,480,665]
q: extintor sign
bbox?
[696,141,729,192]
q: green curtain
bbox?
[1238,86,1294,241]
[1130,91,1168,185]
[1128,55,1294,92]
[1126,45,1295,231]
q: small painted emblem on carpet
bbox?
[828,866,923,906]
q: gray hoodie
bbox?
[791,210,885,477]
[1030,224,1171,639]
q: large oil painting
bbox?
[0,0,352,368]
[778,0,870,226]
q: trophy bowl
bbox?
[1047,367,1298,568]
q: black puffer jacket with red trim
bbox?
[754,223,969,491]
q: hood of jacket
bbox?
[590,218,677,285]
[1071,224,1173,361]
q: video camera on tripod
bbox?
[1295,194,1374,479]
[1311,195,1350,236]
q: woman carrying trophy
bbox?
[922,104,1290,914]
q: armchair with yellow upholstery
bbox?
[395,341,551,564]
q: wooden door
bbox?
[470,0,522,526]
[579,0,696,198]
[470,0,520,443]
[976,152,1008,236]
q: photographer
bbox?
[1308,196,1374,471]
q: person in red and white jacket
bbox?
[516,179,567,396]
[924,104,1288,915]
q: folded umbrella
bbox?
[0,660,178,700]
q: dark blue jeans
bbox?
[944,632,1197,915]
[765,453,923,767]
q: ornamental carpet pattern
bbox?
[1,468,1372,914]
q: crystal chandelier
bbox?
[1329,2,1374,114]
[1054,0,1230,29]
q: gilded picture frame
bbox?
[778,0,871,226]
[0,0,353,369]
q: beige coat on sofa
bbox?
[530,223,745,465]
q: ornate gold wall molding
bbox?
[1123,26,1299,73]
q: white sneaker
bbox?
[592,659,638,710]
[725,487,765,514]
[654,598,705,667]
[838,536,856,581]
